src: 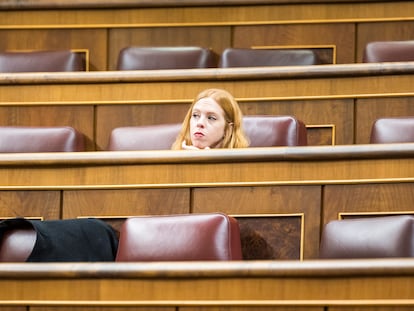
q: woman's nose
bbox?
[197,116,206,127]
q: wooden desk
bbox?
[1,259,414,310]
[1,62,414,149]
[1,144,414,259]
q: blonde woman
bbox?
[172,88,249,150]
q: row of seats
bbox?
[0,115,307,152]
[0,116,412,153]
[1,212,412,262]
[1,40,412,73]
[0,213,242,262]
[0,47,321,73]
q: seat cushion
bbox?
[116,213,243,261]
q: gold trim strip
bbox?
[1,16,414,29]
[2,92,414,106]
[1,299,414,306]
[1,177,414,190]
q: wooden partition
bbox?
[1,144,414,259]
[1,62,414,150]
[1,0,414,69]
[1,259,414,311]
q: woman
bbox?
[172,88,249,150]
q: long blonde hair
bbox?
[172,88,249,149]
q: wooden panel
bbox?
[355,97,414,144]
[108,27,231,70]
[233,24,355,64]
[356,21,414,63]
[0,191,60,220]
[96,103,190,150]
[0,29,107,71]
[192,186,321,259]
[63,189,190,217]
[236,215,302,260]
[323,183,414,225]
[0,105,95,151]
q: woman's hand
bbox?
[181,141,210,150]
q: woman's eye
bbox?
[192,113,200,118]
[208,116,217,121]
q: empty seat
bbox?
[370,117,414,144]
[319,215,414,259]
[0,50,85,73]
[219,48,321,68]
[106,115,307,151]
[116,46,218,70]
[115,213,242,261]
[0,126,85,152]
[0,218,119,262]
[363,41,414,63]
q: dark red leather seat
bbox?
[0,126,85,152]
[115,213,243,261]
[220,48,321,68]
[370,117,414,144]
[106,115,307,151]
[319,215,414,259]
[0,50,85,72]
[116,46,218,70]
[363,40,414,62]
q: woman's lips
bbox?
[194,132,204,138]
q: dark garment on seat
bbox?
[0,218,118,262]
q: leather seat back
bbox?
[116,213,243,261]
[0,126,85,152]
[363,40,414,62]
[0,50,85,72]
[220,48,321,67]
[370,117,414,143]
[117,46,218,70]
[320,215,414,258]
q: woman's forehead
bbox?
[193,97,224,114]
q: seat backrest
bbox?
[370,117,414,144]
[106,115,307,151]
[319,215,414,259]
[0,50,85,72]
[363,41,414,63]
[243,115,307,147]
[219,48,321,68]
[0,126,85,152]
[115,213,243,261]
[116,46,218,70]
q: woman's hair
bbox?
[172,88,250,149]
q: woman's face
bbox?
[189,97,227,149]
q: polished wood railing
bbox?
[1,259,414,310]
